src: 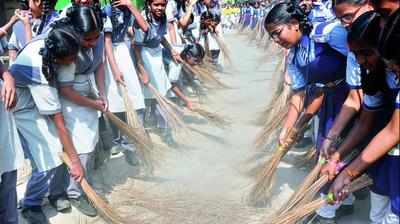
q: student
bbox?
[104,0,147,154]
[48,6,106,217]
[133,0,181,146]
[264,2,351,223]
[199,10,222,67]
[0,61,25,224]
[331,10,400,223]
[7,21,83,224]
[8,0,58,63]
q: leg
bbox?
[0,170,18,224]
[370,191,391,224]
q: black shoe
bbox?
[123,149,140,166]
[70,196,97,217]
[336,204,354,218]
[21,206,49,224]
[49,196,71,213]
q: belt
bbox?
[315,78,344,88]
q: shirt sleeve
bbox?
[103,6,113,33]
[346,52,362,89]
[363,92,385,111]
[56,64,76,86]
[326,25,348,56]
[28,84,61,115]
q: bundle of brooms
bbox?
[267,175,373,224]
[61,153,129,224]
[248,117,309,205]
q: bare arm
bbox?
[179,0,197,29]
[59,86,105,111]
[133,45,150,85]
[113,0,149,32]
[168,22,178,44]
[51,113,84,181]
[0,14,18,38]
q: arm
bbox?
[168,22,178,44]
[133,45,150,85]
[104,33,124,84]
[113,0,149,32]
[0,14,18,37]
[279,90,305,144]
[171,85,193,109]
[59,86,105,111]
[331,109,399,201]
[51,113,84,182]
[161,36,182,62]
[0,71,16,110]
[179,0,197,29]
[95,57,108,111]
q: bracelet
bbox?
[345,168,359,179]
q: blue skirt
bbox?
[315,82,349,152]
[369,154,400,216]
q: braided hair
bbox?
[37,0,57,35]
[39,20,80,82]
[378,8,400,64]
[264,0,312,35]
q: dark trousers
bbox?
[0,170,18,224]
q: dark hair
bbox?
[37,0,57,35]
[18,0,29,10]
[144,0,167,23]
[348,11,381,47]
[39,21,80,82]
[181,43,206,62]
[333,0,367,6]
[66,5,104,35]
[378,8,400,63]
[71,0,100,5]
[264,1,312,35]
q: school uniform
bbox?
[0,79,25,224]
[8,11,59,64]
[286,20,352,218]
[362,71,400,223]
[9,37,66,207]
[104,5,145,113]
[50,35,106,200]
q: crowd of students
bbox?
[0,0,223,223]
[236,0,399,223]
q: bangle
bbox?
[345,168,359,179]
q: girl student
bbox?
[264,2,352,223]
[48,6,106,217]
[330,10,400,223]
[8,0,58,63]
[133,0,183,146]
[104,0,148,156]
[0,59,24,224]
[7,21,84,223]
[318,0,374,161]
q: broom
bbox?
[191,107,231,129]
[268,175,373,224]
[61,153,127,224]
[294,146,317,167]
[146,83,188,134]
[247,126,300,205]
[181,62,228,88]
[211,33,233,66]
[105,112,155,174]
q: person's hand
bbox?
[330,170,352,203]
[98,94,109,112]
[1,72,17,111]
[70,159,84,182]
[320,136,337,159]
[278,128,288,146]
[172,50,183,63]
[113,70,125,85]
[140,73,150,85]
[186,100,193,110]
[15,9,31,25]
[321,159,340,181]
[93,98,107,112]
[112,0,133,8]
[187,0,197,8]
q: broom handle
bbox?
[61,152,93,196]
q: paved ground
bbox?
[17,31,369,224]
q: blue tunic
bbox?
[104,5,133,43]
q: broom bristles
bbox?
[269,175,373,224]
[192,107,231,128]
[147,83,188,134]
[105,112,155,174]
[248,148,287,205]
[211,33,233,66]
[61,153,127,224]
[294,146,317,167]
